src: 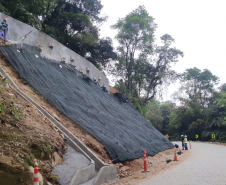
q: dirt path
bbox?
[103,142,191,185]
[140,142,226,185]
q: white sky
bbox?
[99,0,226,100]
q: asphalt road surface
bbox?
[140,142,226,185]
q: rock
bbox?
[5,123,11,128]
[42,167,50,173]
[5,83,9,89]
[34,159,38,167]
[49,172,58,183]
[63,145,68,153]
[41,152,51,160]
[39,172,43,185]
[0,156,24,174]
[116,163,123,168]
[52,152,63,167]
[120,166,130,171]
[59,134,64,139]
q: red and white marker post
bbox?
[142,150,150,172]
[189,141,192,149]
[174,150,178,161]
[34,167,39,185]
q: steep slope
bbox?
[0,44,174,162]
[0,73,66,185]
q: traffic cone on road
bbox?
[189,141,192,149]
[174,150,178,161]
[142,150,150,172]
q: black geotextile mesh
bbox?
[0,44,174,162]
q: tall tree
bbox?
[111,5,156,92]
[111,6,183,103]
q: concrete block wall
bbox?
[0,13,109,90]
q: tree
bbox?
[168,68,226,141]
[111,6,183,103]
[180,67,219,107]
[0,0,117,69]
[111,5,156,92]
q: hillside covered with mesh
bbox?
[0,44,174,162]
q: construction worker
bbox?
[184,135,188,150]
[180,135,184,150]
[0,18,8,42]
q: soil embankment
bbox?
[0,72,66,184]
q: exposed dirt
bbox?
[0,73,65,185]
[105,147,192,185]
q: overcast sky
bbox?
[99,0,226,100]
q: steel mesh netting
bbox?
[0,44,174,162]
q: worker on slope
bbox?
[0,18,8,43]
[184,135,188,150]
[180,135,184,150]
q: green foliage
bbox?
[145,100,163,131]
[39,144,53,154]
[11,104,24,120]
[24,154,35,167]
[0,100,5,113]
[168,68,226,142]
[217,91,226,107]
[111,6,183,102]
[0,0,116,69]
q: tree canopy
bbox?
[0,0,117,69]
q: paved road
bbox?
[140,142,226,185]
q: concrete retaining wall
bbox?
[69,163,95,185]
[94,165,118,185]
[0,12,109,90]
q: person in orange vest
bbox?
[0,18,8,42]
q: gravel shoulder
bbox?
[140,142,226,185]
[104,142,192,185]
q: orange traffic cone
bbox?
[174,150,178,161]
[189,141,192,149]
